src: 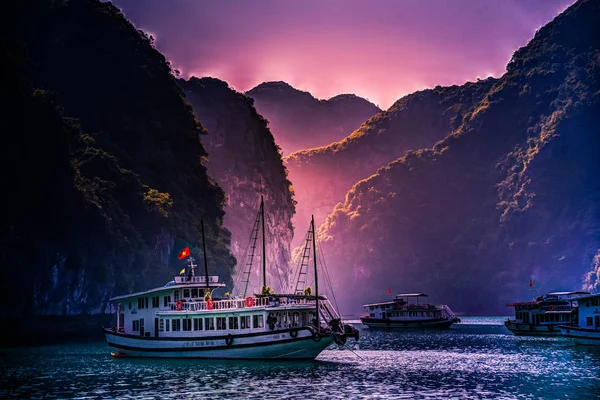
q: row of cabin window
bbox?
[129,290,211,310]
[155,315,265,332]
[586,316,600,327]
[538,313,570,323]
[174,288,209,301]
[388,311,438,318]
[132,296,161,310]
[584,298,600,307]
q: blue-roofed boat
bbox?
[504,291,590,336]
[559,292,600,345]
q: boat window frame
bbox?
[172,319,181,332]
[204,317,215,331]
[182,319,192,331]
[193,317,202,331]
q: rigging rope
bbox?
[231,198,260,297]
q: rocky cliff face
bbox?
[317,0,600,315]
[178,77,296,294]
[246,81,381,155]
[1,0,235,316]
[285,79,496,247]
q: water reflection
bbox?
[1,316,599,399]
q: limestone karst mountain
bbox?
[315,0,600,315]
[178,77,295,292]
[246,81,381,155]
[2,0,235,315]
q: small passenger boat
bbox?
[504,291,590,336]
[360,293,460,329]
[559,292,600,345]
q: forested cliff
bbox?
[1,0,235,316]
[285,79,496,245]
[178,77,296,293]
[317,0,600,315]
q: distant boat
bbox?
[559,292,600,345]
[103,196,358,359]
[360,293,460,329]
[504,291,590,336]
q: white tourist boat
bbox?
[504,291,590,336]
[360,293,460,329]
[104,197,358,359]
[559,292,600,345]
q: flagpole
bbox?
[201,215,209,288]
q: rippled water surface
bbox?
[1,317,600,399]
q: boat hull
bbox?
[559,326,600,346]
[360,317,454,329]
[504,321,566,336]
[104,327,334,359]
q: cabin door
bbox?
[155,318,159,337]
[118,312,124,332]
[595,315,600,328]
[140,318,145,336]
[382,312,387,319]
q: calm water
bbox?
[1,316,599,399]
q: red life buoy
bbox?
[206,299,214,310]
[246,297,255,307]
[176,300,183,311]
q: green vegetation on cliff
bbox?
[1,0,235,316]
[318,0,600,314]
[285,78,496,246]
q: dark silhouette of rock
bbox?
[178,77,295,291]
[1,0,235,316]
[246,81,381,155]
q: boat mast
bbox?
[261,195,266,291]
[311,215,319,329]
[201,215,209,288]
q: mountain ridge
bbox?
[316,0,600,315]
[246,81,381,154]
[285,77,497,246]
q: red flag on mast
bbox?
[178,247,190,260]
[387,288,392,295]
[529,278,534,288]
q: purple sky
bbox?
[112,0,574,109]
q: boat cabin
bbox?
[576,293,600,330]
[506,291,589,325]
[109,275,330,338]
[363,293,443,320]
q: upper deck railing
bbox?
[165,296,319,312]
[173,275,220,285]
[365,303,438,311]
[540,305,573,312]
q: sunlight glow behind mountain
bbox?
[112,0,573,109]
